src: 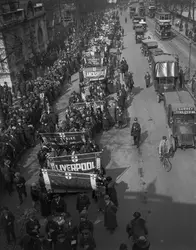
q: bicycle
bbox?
[159,153,172,172]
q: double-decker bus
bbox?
[148,6,156,18]
[155,12,172,39]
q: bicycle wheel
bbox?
[163,158,172,172]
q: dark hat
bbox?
[119,243,128,250]
[104,194,110,201]
[133,211,141,219]
[106,176,112,182]
[57,234,65,239]
[137,236,150,248]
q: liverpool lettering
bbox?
[52,162,95,172]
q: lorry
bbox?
[151,53,196,150]
[135,25,144,43]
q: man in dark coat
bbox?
[106,176,118,207]
[51,194,67,215]
[76,192,91,213]
[54,233,72,250]
[78,210,94,236]
[116,105,123,128]
[25,215,40,237]
[45,216,59,247]
[131,118,141,148]
[104,195,118,234]
[0,207,16,244]
[14,172,27,204]
[48,108,58,133]
[79,230,96,250]
[144,72,151,88]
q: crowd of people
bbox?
[0,10,107,189]
[0,5,149,250]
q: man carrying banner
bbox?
[76,192,91,214]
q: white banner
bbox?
[108,0,117,3]
[83,69,107,80]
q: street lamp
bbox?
[188,39,192,81]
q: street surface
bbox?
[147,17,196,76]
[1,9,196,250]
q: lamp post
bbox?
[188,40,192,81]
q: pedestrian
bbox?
[0,207,16,245]
[79,229,96,250]
[64,214,79,250]
[131,118,141,148]
[106,176,118,207]
[78,210,94,236]
[54,234,72,250]
[132,236,150,250]
[97,184,106,212]
[51,194,67,215]
[120,243,128,250]
[144,72,151,88]
[39,190,52,217]
[14,172,27,205]
[19,234,32,250]
[25,214,40,237]
[45,216,59,248]
[104,195,118,234]
[76,192,91,214]
[1,161,14,196]
[30,183,40,211]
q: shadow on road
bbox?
[140,130,148,145]
[108,177,196,250]
[132,86,143,96]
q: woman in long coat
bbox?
[104,195,118,233]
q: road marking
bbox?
[124,195,163,202]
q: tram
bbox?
[155,12,172,39]
[148,6,156,18]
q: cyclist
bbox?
[158,136,170,157]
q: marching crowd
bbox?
[0,6,149,250]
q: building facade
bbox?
[0,0,48,90]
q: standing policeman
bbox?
[131,118,141,148]
[14,172,27,205]
[144,72,151,88]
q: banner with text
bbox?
[83,67,107,81]
[71,101,105,111]
[47,151,101,172]
[40,132,88,146]
[42,169,97,192]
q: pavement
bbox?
[2,10,196,250]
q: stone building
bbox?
[0,0,48,90]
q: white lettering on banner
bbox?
[86,71,104,77]
[58,135,76,141]
[52,162,95,172]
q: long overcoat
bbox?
[104,201,118,229]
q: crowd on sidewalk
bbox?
[0,12,103,193]
[0,7,150,250]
